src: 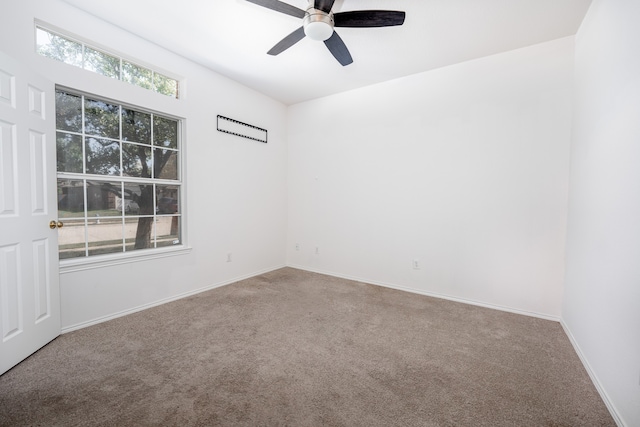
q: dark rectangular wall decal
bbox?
[217,115,267,143]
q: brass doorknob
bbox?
[49,220,64,229]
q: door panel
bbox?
[0,51,60,375]
[0,119,17,215]
[30,130,47,214]
[0,244,21,340]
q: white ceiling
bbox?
[61,0,591,105]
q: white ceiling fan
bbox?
[246,0,406,66]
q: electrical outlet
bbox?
[295,243,300,251]
[226,252,232,263]
[315,246,320,255]
[412,259,420,270]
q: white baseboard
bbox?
[560,320,625,427]
[61,264,287,334]
[287,264,560,322]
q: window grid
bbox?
[56,89,182,260]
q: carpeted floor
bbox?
[0,267,614,426]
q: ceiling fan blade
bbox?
[246,0,306,18]
[314,0,336,13]
[324,31,353,66]
[334,10,406,27]
[267,27,306,56]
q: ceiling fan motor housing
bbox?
[303,7,334,41]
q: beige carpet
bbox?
[0,267,614,426]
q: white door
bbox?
[0,51,60,375]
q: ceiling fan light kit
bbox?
[303,8,334,41]
[246,0,406,66]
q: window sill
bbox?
[59,245,192,274]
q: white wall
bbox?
[287,37,574,319]
[563,0,640,425]
[1,0,288,329]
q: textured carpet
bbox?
[0,267,614,426]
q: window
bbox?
[36,26,179,98]
[56,89,182,260]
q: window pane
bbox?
[122,61,153,90]
[125,217,154,251]
[156,216,180,248]
[154,148,178,180]
[55,91,82,132]
[122,108,151,144]
[56,132,83,173]
[122,183,153,216]
[131,183,155,215]
[153,116,178,148]
[86,137,120,176]
[156,185,179,214]
[154,73,178,98]
[57,179,85,218]
[58,219,86,260]
[36,28,82,67]
[85,98,120,139]
[123,143,152,178]
[87,217,124,256]
[84,47,120,79]
[86,181,122,217]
